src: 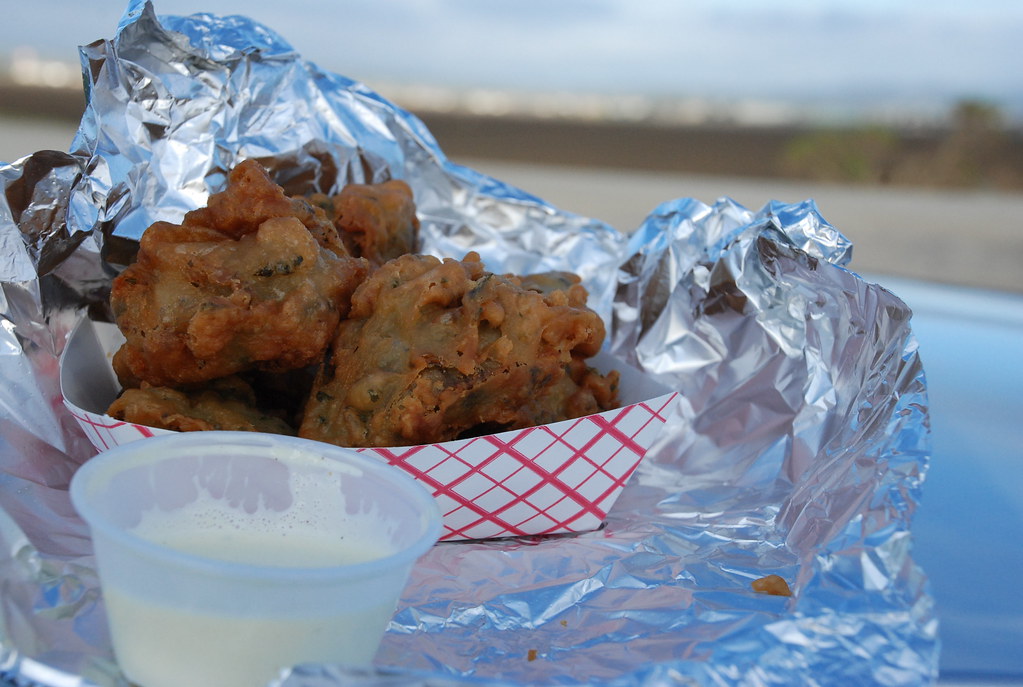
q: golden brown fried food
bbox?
[110,160,369,387]
[310,179,419,265]
[107,377,294,435]
[299,252,619,448]
[515,271,585,297]
[188,159,350,258]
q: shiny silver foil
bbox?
[0,1,937,685]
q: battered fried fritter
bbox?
[299,252,619,448]
[107,377,294,435]
[188,159,350,258]
[515,271,585,297]
[310,179,419,265]
[110,160,369,387]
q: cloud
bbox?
[5,0,1020,112]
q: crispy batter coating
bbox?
[107,377,294,435]
[515,271,585,297]
[110,160,369,387]
[187,159,350,257]
[310,179,419,265]
[299,252,619,447]
[106,160,619,446]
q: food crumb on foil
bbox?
[751,574,793,597]
[0,1,937,686]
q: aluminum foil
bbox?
[0,1,937,685]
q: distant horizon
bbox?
[3,0,1021,125]
[1,63,1015,131]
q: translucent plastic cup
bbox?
[70,431,442,687]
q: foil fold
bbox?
[0,1,937,685]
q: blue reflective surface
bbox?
[869,276,1023,680]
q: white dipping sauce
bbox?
[104,471,400,687]
[106,582,394,687]
[71,434,440,687]
[138,527,387,567]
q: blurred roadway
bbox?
[4,112,1021,293]
[457,157,1023,295]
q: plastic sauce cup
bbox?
[70,431,442,687]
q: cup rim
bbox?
[70,431,443,583]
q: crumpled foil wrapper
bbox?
[0,1,937,685]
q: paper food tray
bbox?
[60,317,678,542]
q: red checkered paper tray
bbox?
[60,318,678,541]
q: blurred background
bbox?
[1,1,1021,685]
[2,0,1022,289]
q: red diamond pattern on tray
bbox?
[65,405,167,451]
[363,392,678,541]
[65,385,679,541]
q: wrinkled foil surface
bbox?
[0,2,936,685]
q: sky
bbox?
[3,0,1022,123]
